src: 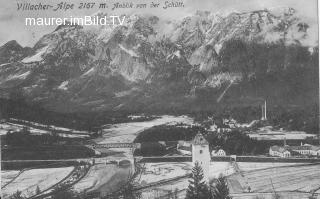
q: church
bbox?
[177,132,231,183]
[191,133,211,182]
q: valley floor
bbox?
[2,115,320,199]
[1,167,74,198]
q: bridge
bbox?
[87,143,141,149]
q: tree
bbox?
[110,182,141,199]
[174,188,179,199]
[168,188,179,199]
[50,185,80,199]
[186,161,212,199]
[35,186,41,195]
[211,175,232,199]
[9,190,25,199]
[272,193,281,199]
[121,182,141,199]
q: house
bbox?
[289,144,320,156]
[208,123,218,132]
[217,128,232,133]
[177,141,192,155]
[223,118,238,128]
[269,145,291,158]
[211,149,226,156]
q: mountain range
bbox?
[0,7,318,113]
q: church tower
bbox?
[192,132,210,183]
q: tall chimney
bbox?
[261,100,267,121]
[264,100,267,120]
[261,104,264,120]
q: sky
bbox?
[0,0,318,46]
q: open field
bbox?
[1,170,20,186]
[230,192,316,199]
[73,164,118,192]
[228,163,320,194]
[138,162,234,199]
[138,162,317,199]
[237,162,307,172]
[138,163,191,199]
[0,122,47,136]
[140,179,188,199]
[96,115,193,144]
[138,162,192,185]
[1,167,74,198]
[138,162,305,188]
[209,162,235,178]
[73,163,132,196]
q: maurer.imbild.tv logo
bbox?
[25,15,126,26]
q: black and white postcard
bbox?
[0,0,319,198]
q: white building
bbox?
[289,144,320,156]
[222,118,238,128]
[208,123,218,132]
[211,149,226,156]
[192,133,210,183]
[269,145,291,158]
[261,100,267,120]
[217,128,232,133]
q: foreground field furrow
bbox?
[244,167,319,184]
[280,180,320,192]
[228,164,320,195]
[247,170,320,188]
[73,164,118,192]
[1,170,20,187]
[257,174,320,192]
[237,163,307,172]
[244,166,319,181]
[2,167,74,199]
[252,172,320,192]
[227,177,244,193]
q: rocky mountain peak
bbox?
[0,8,317,112]
[0,40,32,64]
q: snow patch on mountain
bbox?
[58,81,69,90]
[119,44,139,58]
[22,46,48,63]
[205,72,242,88]
[7,71,31,81]
[81,67,95,77]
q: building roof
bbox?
[212,149,225,153]
[289,145,320,151]
[192,133,209,145]
[270,145,290,153]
